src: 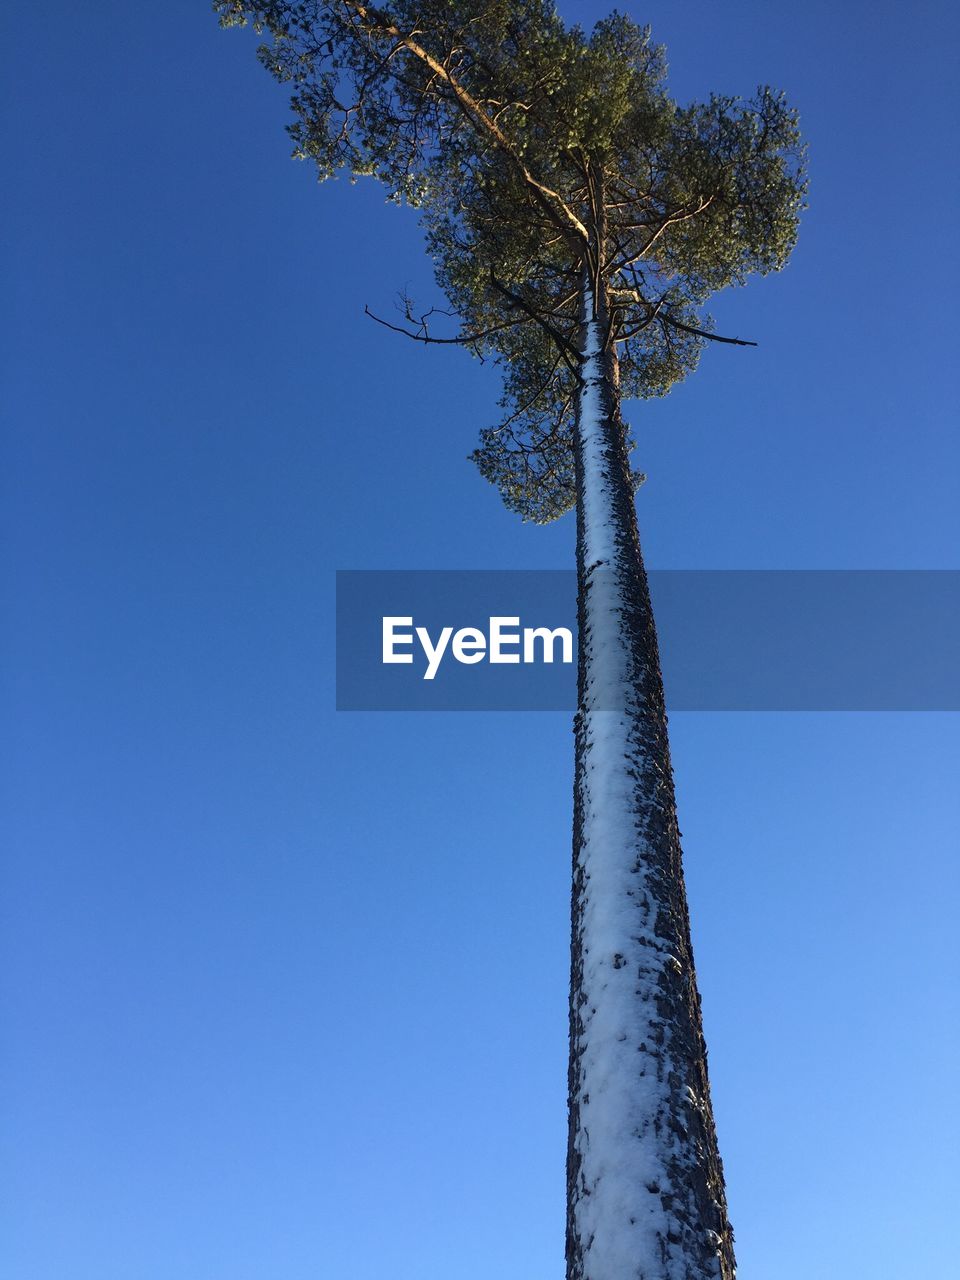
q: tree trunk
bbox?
[565,273,736,1280]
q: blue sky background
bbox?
[2,1,958,1277]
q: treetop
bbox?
[217,0,806,520]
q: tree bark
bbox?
[566,271,736,1280]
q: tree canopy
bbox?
[217,0,806,520]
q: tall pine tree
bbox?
[215,3,805,1276]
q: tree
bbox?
[214,3,806,1276]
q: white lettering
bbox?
[416,625,453,681]
[452,627,487,665]
[523,625,573,664]
[489,616,521,664]
[382,616,574,679]
[382,617,414,664]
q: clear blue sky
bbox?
[2,2,958,1277]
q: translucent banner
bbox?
[335,570,960,711]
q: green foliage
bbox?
[217,1,806,521]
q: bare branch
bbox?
[611,280,757,347]
[363,303,532,353]
[659,313,757,347]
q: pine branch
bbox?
[343,1,590,248]
[488,272,583,369]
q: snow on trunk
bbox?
[566,281,735,1280]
